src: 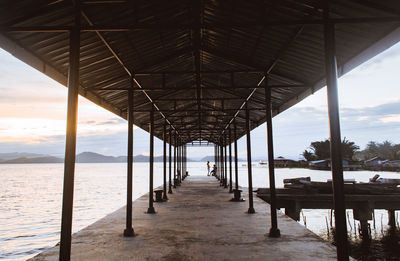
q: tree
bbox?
[310,140,331,160]
[302,138,359,161]
[302,150,316,161]
[341,138,360,160]
[361,141,400,160]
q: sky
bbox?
[1,41,400,160]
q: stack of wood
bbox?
[281,175,400,195]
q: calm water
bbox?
[1,162,399,260]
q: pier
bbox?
[2,1,400,259]
[31,176,337,261]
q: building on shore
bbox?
[274,156,295,168]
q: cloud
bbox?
[380,114,400,123]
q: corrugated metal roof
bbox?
[1,0,400,145]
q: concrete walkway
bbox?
[31,176,337,260]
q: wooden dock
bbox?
[31,176,338,261]
[257,176,400,236]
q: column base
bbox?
[268,228,281,238]
[168,189,173,194]
[123,227,135,237]
[163,194,169,201]
[230,198,245,202]
[247,207,255,214]
[147,207,156,214]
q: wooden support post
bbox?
[229,127,233,193]
[168,129,173,194]
[324,4,349,260]
[246,103,255,214]
[234,123,239,190]
[147,106,156,214]
[123,83,135,237]
[353,203,372,239]
[163,120,168,200]
[388,209,396,228]
[265,79,280,237]
[60,4,80,260]
[285,201,301,221]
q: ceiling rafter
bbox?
[79,9,179,137]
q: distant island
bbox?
[0,151,247,164]
[0,156,64,164]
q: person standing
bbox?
[206,161,210,176]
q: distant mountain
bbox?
[76,152,120,163]
[0,156,63,164]
[76,152,173,163]
[0,152,48,161]
[200,156,246,162]
[0,151,199,164]
[133,154,149,162]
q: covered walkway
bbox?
[3,1,400,259]
[31,176,337,261]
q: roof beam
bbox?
[135,70,263,75]
[80,10,178,134]
[201,46,306,85]
[1,1,70,27]
[192,0,202,140]
[133,46,192,72]
[4,17,400,32]
[87,84,307,91]
[220,21,307,136]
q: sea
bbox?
[1,162,399,260]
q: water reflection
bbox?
[1,163,400,260]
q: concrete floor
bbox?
[31,176,338,261]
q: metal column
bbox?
[234,123,239,190]
[224,134,228,189]
[174,133,177,187]
[324,5,349,260]
[265,79,280,237]
[228,128,233,193]
[124,82,135,237]
[183,144,186,179]
[246,103,255,214]
[163,120,168,200]
[220,140,224,186]
[59,5,80,260]
[168,129,173,194]
[214,144,217,177]
[178,142,181,182]
[216,144,220,180]
[147,107,155,214]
